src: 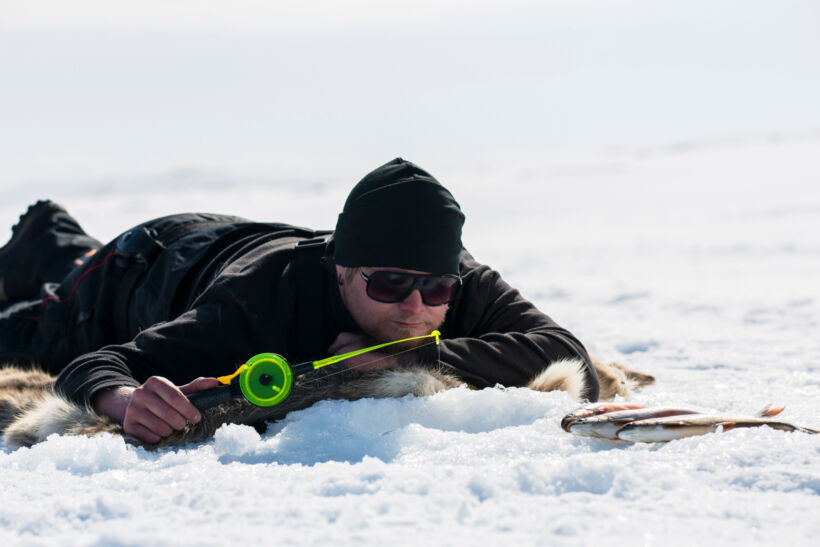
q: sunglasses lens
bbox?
[418,277,459,306]
[365,271,459,306]
[365,272,414,303]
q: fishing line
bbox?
[299,339,440,386]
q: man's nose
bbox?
[398,288,425,312]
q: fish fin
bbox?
[756,404,785,418]
[717,422,737,432]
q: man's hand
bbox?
[93,376,218,444]
[328,332,400,371]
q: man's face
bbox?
[336,265,450,343]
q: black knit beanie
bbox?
[333,158,465,275]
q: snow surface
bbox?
[1,137,819,546]
[2,1,820,545]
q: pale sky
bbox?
[2,1,604,30]
[2,0,818,184]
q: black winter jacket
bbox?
[54,218,600,404]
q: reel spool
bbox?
[238,353,294,407]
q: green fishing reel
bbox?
[187,352,298,411]
[238,353,294,407]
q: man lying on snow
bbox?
[0,158,650,447]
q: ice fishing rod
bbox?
[186,331,441,411]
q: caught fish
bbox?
[616,414,819,442]
[561,402,802,442]
[565,407,700,440]
[560,402,647,432]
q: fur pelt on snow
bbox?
[0,358,654,449]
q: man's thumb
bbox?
[180,377,219,395]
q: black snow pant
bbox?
[0,212,248,374]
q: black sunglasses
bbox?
[358,268,462,306]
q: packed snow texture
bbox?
[2,2,820,545]
[2,138,818,546]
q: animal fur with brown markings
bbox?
[0,358,653,449]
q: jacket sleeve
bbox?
[55,251,297,407]
[55,303,256,407]
[424,251,600,401]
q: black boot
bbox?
[0,200,102,304]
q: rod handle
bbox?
[187,385,235,411]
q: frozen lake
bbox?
[2,1,819,545]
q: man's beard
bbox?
[362,314,446,346]
[355,321,440,363]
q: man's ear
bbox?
[335,265,345,285]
